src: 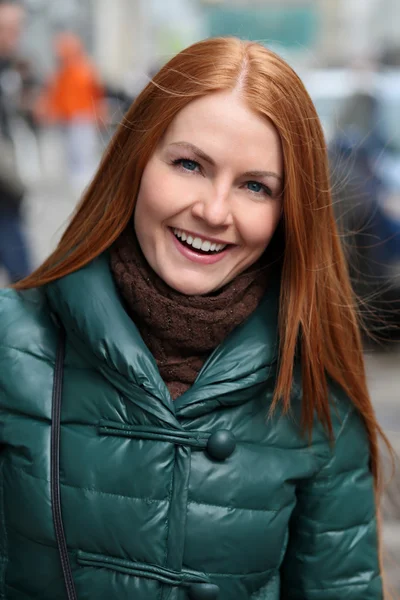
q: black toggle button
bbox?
[188,582,220,600]
[206,430,236,461]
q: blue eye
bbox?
[247,181,263,193]
[173,158,200,172]
[246,181,272,197]
[181,159,198,171]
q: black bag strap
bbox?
[51,326,78,600]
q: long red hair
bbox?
[14,37,389,487]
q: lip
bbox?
[170,228,232,265]
[171,227,232,246]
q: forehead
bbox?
[162,91,282,170]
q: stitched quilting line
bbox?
[293,518,375,536]
[303,465,367,483]
[6,524,58,551]
[11,464,288,515]
[60,481,166,506]
[10,464,166,505]
[284,576,380,593]
[0,344,54,363]
[0,405,51,425]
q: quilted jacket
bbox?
[0,254,383,599]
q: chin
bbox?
[162,273,219,296]
[169,281,214,296]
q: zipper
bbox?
[51,326,78,599]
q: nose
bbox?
[191,184,234,228]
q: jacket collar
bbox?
[46,253,279,422]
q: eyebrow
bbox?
[168,141,283,183]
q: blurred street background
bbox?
[0,0,399,590]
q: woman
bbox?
[0,38,388,599]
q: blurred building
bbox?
[21,0,206,92]
[200,0,400,68]
[19,0,400,91]
[322,0,400,66]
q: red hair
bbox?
[14,37,389,489]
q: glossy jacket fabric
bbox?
[0,255,383,599]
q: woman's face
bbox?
[134,91,283,295]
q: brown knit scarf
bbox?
[110,227,269,399]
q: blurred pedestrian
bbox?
[37,32,106,192]
[0,0,31,282]
[14,56,42,135]
[329,91,400,341]
[0,38,389,598]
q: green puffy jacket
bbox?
[0,255,382,599]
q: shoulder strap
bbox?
[51,326,78,599]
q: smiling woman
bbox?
[133,90,283,295]
[0,37,390,599]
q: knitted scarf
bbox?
[110,227,269,399]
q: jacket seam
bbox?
[0,407,51,425]
[291,517,376,536]
[61,481,167,506]
[7,527,58,551]
[10,464,166,505]
[284,573,380,592]
[299,464,369,485]
[0,344,54,363]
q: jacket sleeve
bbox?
[280,405,384,599]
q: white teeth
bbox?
[172,228,227,253]
[192,237,202,249]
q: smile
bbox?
[172,228,228,254]
[169,227,233,265]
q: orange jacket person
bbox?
[39,32,106,191]
[45,32,105,123]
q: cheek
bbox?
[135,175,167,226]
[238,202,282,250]
[135,162,189,225]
